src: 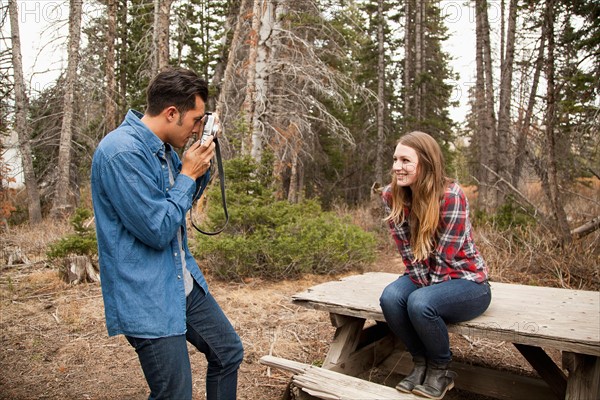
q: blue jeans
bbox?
[126,282,244,400]
[380,275,491,365]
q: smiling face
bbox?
[165,95,206,149]
[392,143,419,188]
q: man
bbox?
[91,68,243,400]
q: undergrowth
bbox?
[472,221,599,290]
[46,208,97,260]
[3,171,596,291]
[191,156,377,280]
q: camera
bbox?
[200,113,219,145]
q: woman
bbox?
[379,131,491,400]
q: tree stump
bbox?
[60,255,100,284]
[4,246,31,266]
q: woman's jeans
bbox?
[380,275,491,365]
[126,281,244,400]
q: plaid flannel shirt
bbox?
[382,182,488,287]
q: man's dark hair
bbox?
[145,68,209,116]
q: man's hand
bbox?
[181,135,216,180]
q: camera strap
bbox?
[190,138,229,235]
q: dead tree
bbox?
[51,0,83,218]
[8,0,42,223]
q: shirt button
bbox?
[177,275,181,279]
[174,252,178,257]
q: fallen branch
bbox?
[588,167,600,180]
[571,216,600,239]
[480,164,555,233]
[481,164,543,217]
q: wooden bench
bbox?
[261,272,600,400]
[261,355,422,399]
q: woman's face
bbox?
[393,143,419,188]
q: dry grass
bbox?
[475,224,600,290]
[1,218,71,264]
[461,179,600,290]
[1,179,598,399]
[0,261,338,400]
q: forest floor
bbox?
[2,181,598,400]
[0,216,574,400]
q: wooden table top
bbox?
[292,272,600,356]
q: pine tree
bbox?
[403,0,456,148]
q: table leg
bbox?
[514,343,566,399]
[563,352,600,400]
[323,314,365,369]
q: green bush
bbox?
[192,156,377,280]
[47,208,98,259]
[493,197,535,229]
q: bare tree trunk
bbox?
[544,0,571,245]
[288,153,299,203]
[251,0,279,163]
[500,0,505,68]
[152,0,174,75]
[475,0,497,211]
[241,0,262,155]
[297,159,304,203]
[105,0,117,134]
[415,0,423,122]
[118,0,128,120]
[152,0,160,75]
[481,0,497,163]
[512,34,545,186]
[51,0,82,218]
[210,0,243,111]
[475,0,490,211]
[404,0,413,128]
[496,0,517,201]
[216,0,249,122]
[8,0,42,224]
[213,0,248,158]
[287,124,300,203]
[375,0,385,185]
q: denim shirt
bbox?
[91,110,210,338]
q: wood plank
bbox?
[292,272,600,356]
[260,355,311,374]
[381,350,556,400]
[294,364,421,400]
[260,355,419,400]
[563,353,600,400]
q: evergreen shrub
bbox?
[47,208,97,259]
[493,196,535,230]
[192,156,377,280]
[474,195,535,231]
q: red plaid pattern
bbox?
[382,182,488,287]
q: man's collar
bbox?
[125,110,164,154]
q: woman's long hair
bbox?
[385,131,448,260]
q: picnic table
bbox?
[261,272,600,400]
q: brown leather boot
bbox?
[395,356,427,393]
[412,361,457,399]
